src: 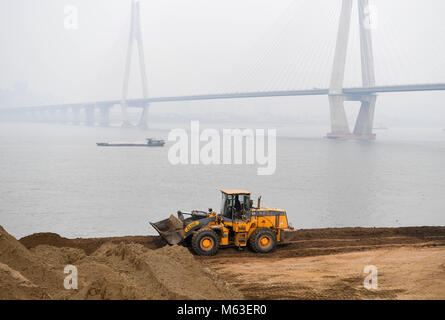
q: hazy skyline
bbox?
[1,0,445,126]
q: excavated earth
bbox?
[2,226,445,299]
[0,226,242,300]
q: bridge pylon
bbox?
[121,0,150,129]
[328,0,377,139]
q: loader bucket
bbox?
[280,228,297,244]
[150,215,185,245]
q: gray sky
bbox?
[1,0,445,126]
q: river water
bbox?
[0,122,444,238]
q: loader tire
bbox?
[249,228,277,253]
[191,229,219,256]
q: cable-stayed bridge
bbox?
[1,0,445,139]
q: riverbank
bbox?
[1,226,444,299]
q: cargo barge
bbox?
[97,138,165,147]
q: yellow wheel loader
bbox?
[150,190,296,256]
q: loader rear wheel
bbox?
[191,229,219,256]
[249,228,277,253]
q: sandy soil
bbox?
[2,226,444,300]
[203,246,445,299]
[0,226,242,300]
[198,227,445,299]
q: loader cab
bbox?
[220,190,251,220]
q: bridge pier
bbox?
[138,104,149,129]
[43,108,52,123]
[328,95,350,135]
[31,110,38,122]
[99,105,111,127]
[353,95,376,136]
[57,108,68,124]
[49,109,57,123]
[22,110,29,122]
[38,109,46,123]
[328,0,377,140]
[71,107,81,125]
[39,109,48,122]
[31,109,38,122]
[12,110,20,122]
[31,109,41,122]
[120,102,133,128]
[327,94,376,139]
[84,105,95,126]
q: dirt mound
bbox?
[20,232,165,255]
[1,226,243,300]
[75,242,242,300]
[8,225,444,300]
[0,262,49,299]
[0,226,63,297]
[31,245,86,267]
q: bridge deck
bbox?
[1,83,445,111]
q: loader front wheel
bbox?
[191,229,219,256]
[249,228,277,253]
